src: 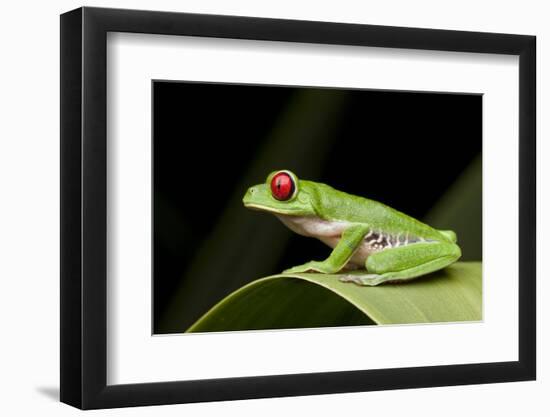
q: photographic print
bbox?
[153,81,482,334]
[61,8,536,408]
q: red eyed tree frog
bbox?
[243,170,461,286]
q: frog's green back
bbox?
[302,181,449,242]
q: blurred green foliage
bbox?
[424,154,482,261]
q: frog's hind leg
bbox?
[339,242,461,286]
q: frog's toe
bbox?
[283,264,311,274]
[339,273,387,286]
[284,261,328,274]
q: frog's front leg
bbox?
[339,241,461,286]
[284,224,369,274]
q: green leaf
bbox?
[186,262,481,333]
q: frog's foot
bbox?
[339,273,389,286]
[283,261,335,274]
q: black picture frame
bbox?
[60,6,536,410]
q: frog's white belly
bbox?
[275,214,382,267]
[317,235,379,267]
[276,214,349,238]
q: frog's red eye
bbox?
[271,172,295,201]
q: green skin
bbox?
[242,170,461,286]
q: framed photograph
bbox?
[60,6,536,409]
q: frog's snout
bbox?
[242,186,258,205]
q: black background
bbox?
[153,81,481,334]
